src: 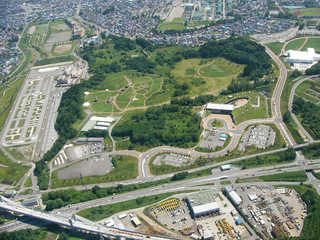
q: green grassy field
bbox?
[51,155,138,188]
[199,59,243,78]
[266,42,284,56]
[91,102,114,112]
[0,150,29,184]
[285,38,306,51]
[171,58,243,96]
[35,24,49,34]
[301,37,320,52]
[159,17,186,31]
[215,91,267,124]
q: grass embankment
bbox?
[34,55,78,66]
[236,170,307,183]
[51,155,138,188]
[280,73,305,144]
[266,42,284,56]
[0,150,29,184]
[77,193,178,221]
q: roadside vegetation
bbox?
[292,97,320,139]
[302,142,320,159]
[78,192,178,221]
[236,170,307,183]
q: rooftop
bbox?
[206,103,234,111]
[186,188,218,207]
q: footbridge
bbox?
[0,196,178,240]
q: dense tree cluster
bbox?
[112,104,201,148]
[0,229,47,240]
[302,143,320,159]
[35,85,84,190]
[43,184,138,211]
[199,36,272,79]
[170,94,216,106]
[110,35,136,51]
[171,171,188,181]
[305,62,320,75]
[292,97,320,139]
[126,56,156,73]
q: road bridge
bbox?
[0,196,178,240]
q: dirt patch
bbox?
[28,26,36,34]
[233,98,248,108]
[53,44,72,53]
[136,210,183,239]
[46,31,71,44]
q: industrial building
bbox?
[186,188,220,218]
[56,64,84,86]
[81,116,115,132]
[206,103,234,114]
[225,186,242,205]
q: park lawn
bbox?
[0,150,29,184]
[225,91,267,124]
[77,192,179,221]
[145,90,171,106]
[116,88,134,104]
[35,24,49,34]
[199,58,244,78]
[147,79,162,97]
[51,155,138,188]
[266,42,284,56]
[91,102,114,113]
[86,91,116,103]
[301,37,320,52]
[159,17,186,31]
[93,72,131,91]
[127,94,146,108]
[172,58,242,96]
[285,38,306,51]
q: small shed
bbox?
[131,217,141,227]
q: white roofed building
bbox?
[206,103,234,114]
[286,48,320,69]
[186,188,220,218]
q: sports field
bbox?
[291,8,320,17]
[159,17,186,31]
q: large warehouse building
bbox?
[186,188,220,218]
[286,48,320,69]
[206,103,234,114]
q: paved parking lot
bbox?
[153,153,195,167]
[57,155,113,180]
[199,130,227,150]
